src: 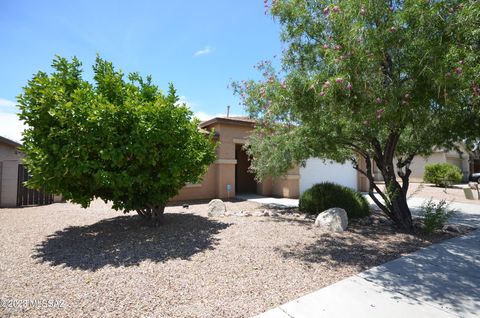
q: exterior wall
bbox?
[0,160,20,207]
[0,143,20,162]
[271,167,300,198]
[171,164,217,201]
[402,150,469,182]
[171,121,256,202]
[299,158,358,194]
[0,142,22,207]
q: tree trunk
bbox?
[136,205,165,227]
[379,166,414,233]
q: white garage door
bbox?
[299,158,358,194]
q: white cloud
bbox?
[193,46,212,57]
[176,96,244,122]
[0,98,16,108]
[0,111,26,143]
[176,96,196,109]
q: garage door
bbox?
[299,158,358,194]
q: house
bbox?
[172,117,475,201]
[171,116,361,201]
[372,148,470,183]
[0,136,59,208]
[0,136,23,207]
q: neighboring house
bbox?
[0,136,59,208]
[172,116,362,201]
[0,136,23,207]
[372,148,470,183]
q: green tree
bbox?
[18,56,216,226]
[234,0,480,232]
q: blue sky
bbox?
[0,0,283,141]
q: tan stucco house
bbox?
[172,116,302,201]
[172,117,473,201]
[172,116,367,201]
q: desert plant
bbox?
[299,182,370,219]
[420,199,455,234]
[424,163,463,187]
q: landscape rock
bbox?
[442,223,475,234]
[207,199,226,217]
[314,208,348,232]
[264,209,278,217]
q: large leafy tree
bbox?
[18,56,216,225]
[234,0,480,232]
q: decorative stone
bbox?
[314,208,348,232]
[269,211,279,217]
[207,199,226,217]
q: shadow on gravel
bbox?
[277,226,440,270]
[32,213,230,271]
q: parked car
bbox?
[470,172,480,183]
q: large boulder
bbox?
[207,199,226,217]
[314,208,348,232]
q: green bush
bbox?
[299,182,370,219]
[423,163,463,187]
[420,199,455,234]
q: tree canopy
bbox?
[234,0,480,232]
[18,56,216,224]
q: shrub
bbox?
[420,199,455,234]
[423,163,463,187]
[299,182,370,219]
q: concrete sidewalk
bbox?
[255,229,480,318]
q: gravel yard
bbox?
[0,199,461,318]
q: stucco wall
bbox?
[170,164,218,202]
[299,158,358,193]
[171,121,256,202]
[271,167,300,198]
[0,142,22,207]
[0,143,20,162]
[0,160,20,207]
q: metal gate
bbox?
[16,164,53,207]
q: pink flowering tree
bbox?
[233,0,480,232]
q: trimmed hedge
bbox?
[299,182,370,219]
[423,163,463,187]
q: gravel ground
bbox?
[0,199,462,318]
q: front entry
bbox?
[235,144,257,194]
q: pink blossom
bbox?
[404,93,411,99]
[319,92,326,97]
[335,77,344,83]
[376,109,384,118]
[332,6,340,13]
[323,81,331,88]
[459,60,465,65]
[323,44,329,49]
[334,45,342,51]
[323,7,329,15]
[454,67,462,75]
[346,83,353,90]
[389,26,397,33]
[375,97,383,104]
